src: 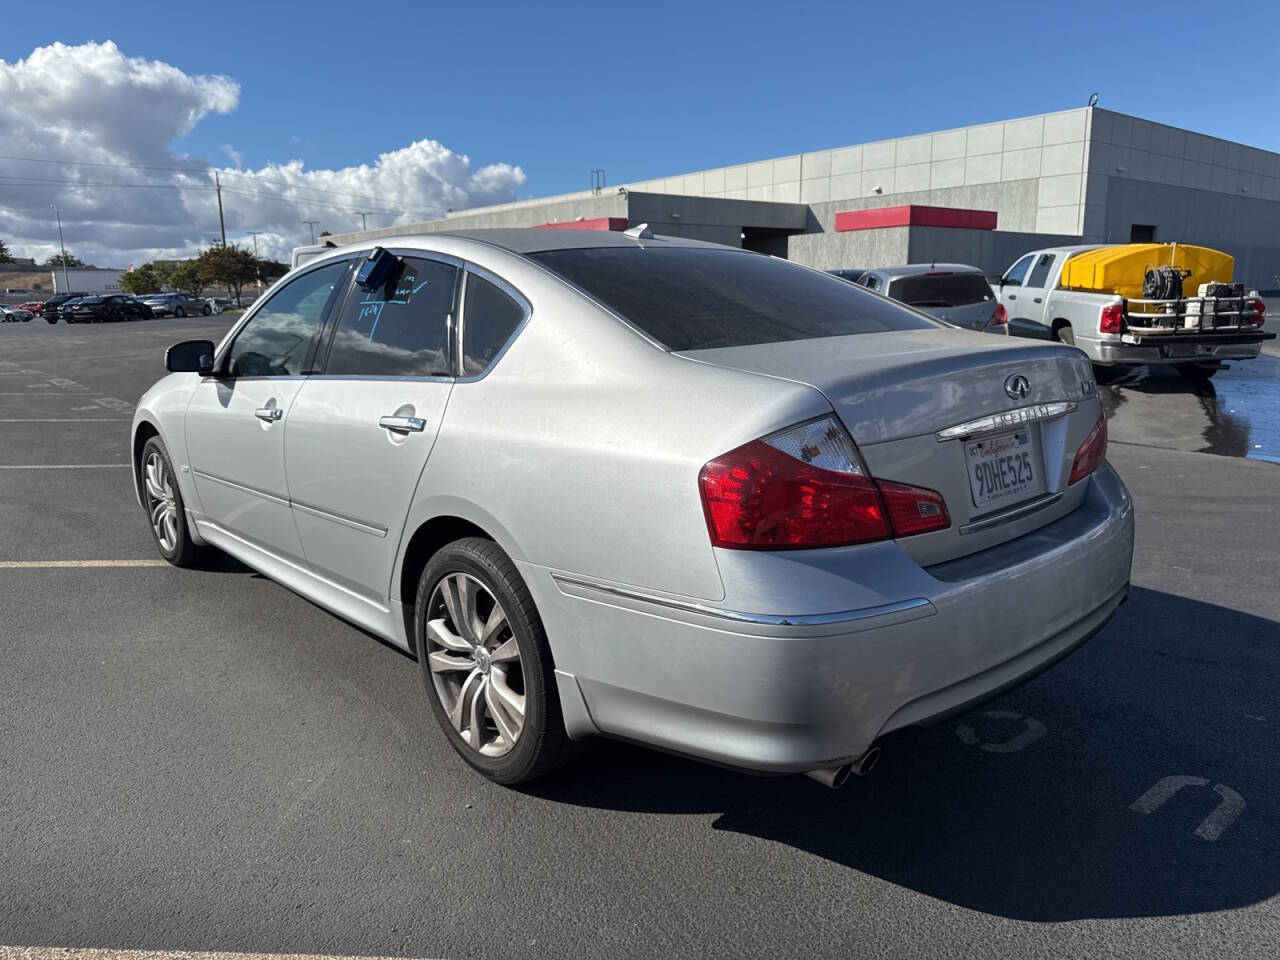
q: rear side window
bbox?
[325,256,459,377]
[462,273,524,375]
[531,247,936,351]
[888,273,993,307]
[1026,254,1056,288]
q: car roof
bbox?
[325,227,728,259]
[866,263,986,280]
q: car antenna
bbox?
[623,222,653,242]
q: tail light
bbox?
[1249,298,1266,327]
[698,416,949,549]
[1099,303,1124,334]
[988,303,1008,327]
[1068,413,1108,485]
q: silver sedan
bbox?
[132,229,1134,787]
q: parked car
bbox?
[851,264,1007,335]
[58,297,88,321]
[68,295,154,323]
[992,244,1274,378]
[18,301,45,313]
[133,229,1133,788]
[40,293,89,323]
[0,304,33,321]
[826,268,867,285]
[141,293,212,317]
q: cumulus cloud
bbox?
[0,41,526,268]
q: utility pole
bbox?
[246,231,261,258]
[214,172,226,247]
[355,212,373,231]
[50,204,70,294]
[247,231,263,291]
[302,220,320,245]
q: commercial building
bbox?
[329,107,1280,287]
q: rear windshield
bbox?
[531,247,937,351]
[888,273,993,308]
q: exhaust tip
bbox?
[805,747,880,789]
[853,746,881,777]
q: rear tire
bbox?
[202,304,212,316]
[1053,323,1076,346]
[175,307,186,318]
[139,436,206,568]
[414,537,580,785]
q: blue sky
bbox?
[6,0,1279,198]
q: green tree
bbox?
[0,239,12,264]
[45,253,84,268]
[153,261,176,289]
[257,257,289,283]
[169,260,206,297]
[121,263,162,296]
[196,244,257,305]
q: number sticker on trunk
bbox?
[965,429,1046,511]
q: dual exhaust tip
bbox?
[804,747,881,789]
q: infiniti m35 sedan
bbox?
[132,228,1133,787]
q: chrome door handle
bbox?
[254,407,283,422]
[379,415,426,433]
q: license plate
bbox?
[965,429,1045,511]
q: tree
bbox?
[0,239,12,264]
[196,244,257,305]
[45,253,84,268]
[169,260,206,297]
[318,230,332,237]
[121,263,162,296]
[256,257,289,284]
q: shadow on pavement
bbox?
[525,586,1278,921]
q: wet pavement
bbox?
[1101,342,1280,464]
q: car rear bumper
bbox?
[1079,331,1272,365]
[525,462,1134,774]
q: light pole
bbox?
[50,204,70,294]
[355,211,373,231]
[247,231,263,292]
[302,220,320,245]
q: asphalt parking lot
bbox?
[1,318,1277,959]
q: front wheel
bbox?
[174,307,186,317]
[202,304,212,316]
[414,537,579,785]
[139,437,206,567]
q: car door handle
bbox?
[1033,297,1043,304]
[379,415,426,433]
[254,407,283,422]
[1008,294,1017,300]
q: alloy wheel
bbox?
[424,572,526,757]
[142,450,179,553]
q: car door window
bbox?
[1026,254,1056,288]
[324,256,459,377]
[461,272,525,375]
[1003,255,1035,287]
[227,260,350,377]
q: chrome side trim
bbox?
[291,499,388,538]
[191,469,290,507]
[935,401,1077,442]
[550,573,934,628]
[959,491,1064,535]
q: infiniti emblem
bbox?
[1004,374,1031,400]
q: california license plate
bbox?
[965,429,1045,511]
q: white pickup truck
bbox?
[991,245,1274,378]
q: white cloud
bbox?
[0,41,526,267]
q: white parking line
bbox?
[0,560,168,569]
[0,418,132,422]
[0,464,130,469]
[0,949,438,960]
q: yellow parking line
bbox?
[0,560,169,569]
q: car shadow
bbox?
[523,586,1278,921]
[1100,365,1255,458]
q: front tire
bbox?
[175,307,186,318]
[139,437,205,567]
[414,537,577,785]
[202,304,212,316]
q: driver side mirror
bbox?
[166,339,215,374]
[989,276,1005,287]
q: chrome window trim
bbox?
[959,491,1065,536]
[935,401,1077,442]
[550,572,934,628]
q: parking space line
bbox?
[0,560,169,569]
[0,464,130,469]
[0,418,132,422]
[0,949,431,960]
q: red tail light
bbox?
[698,417,949,549]
[1068,413,1108,485]
[1249,298,1266,327]
[1099,303,1124,334]
[988,303,1008,327]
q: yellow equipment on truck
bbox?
[1059,243,1234,301]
